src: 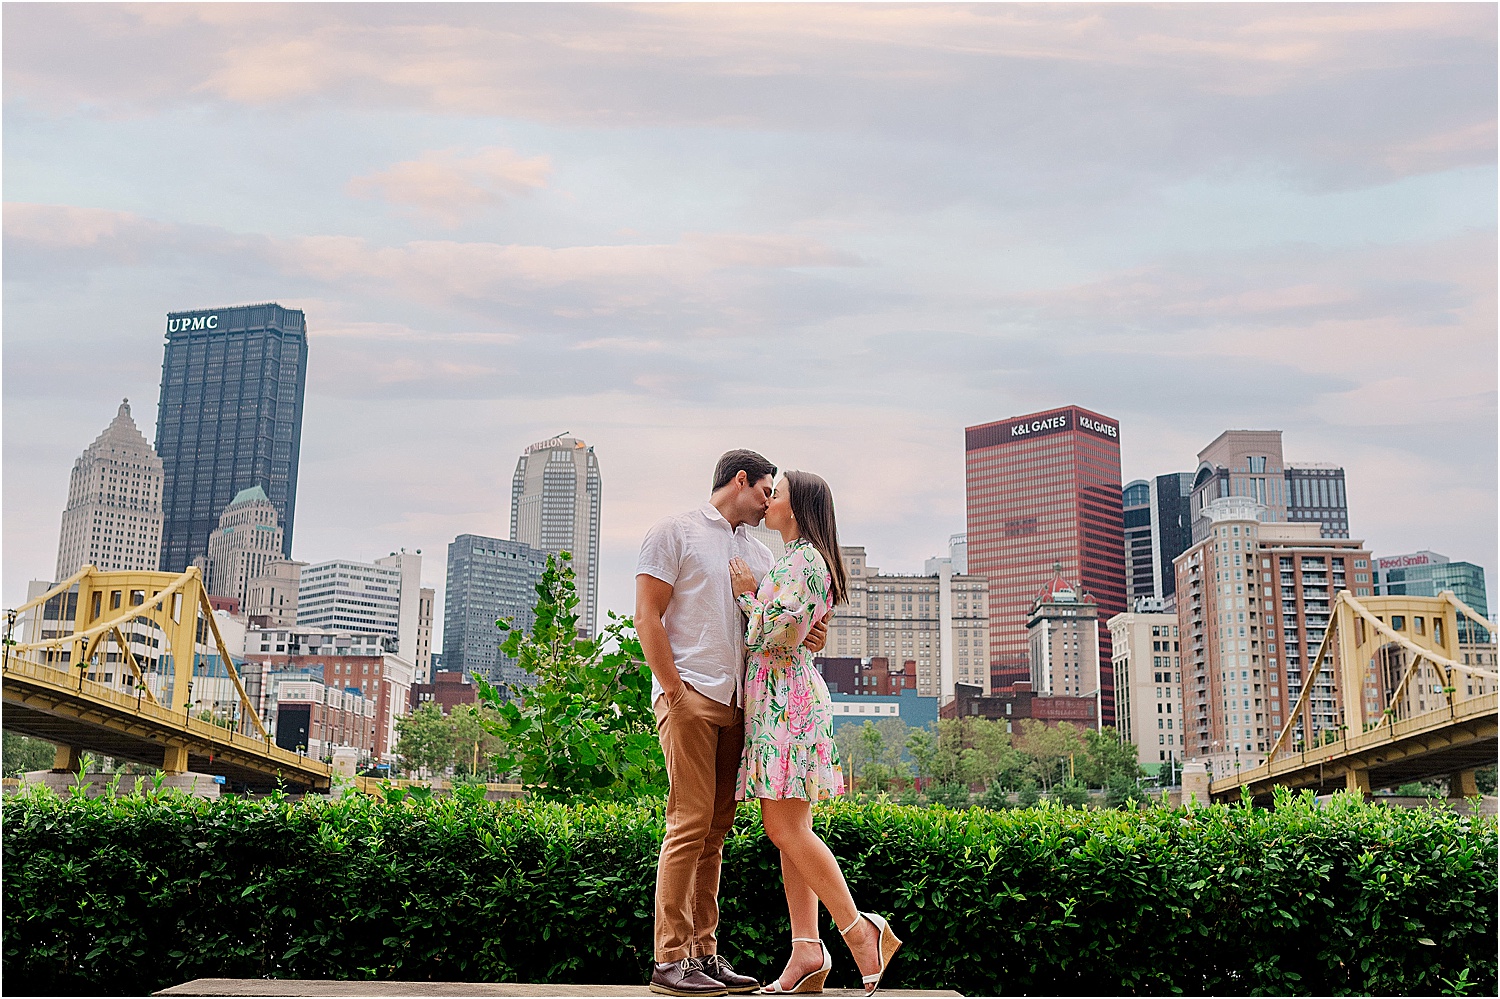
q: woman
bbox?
[728,470,902,995]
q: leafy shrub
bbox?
[3,786,1494,996]
[475,553,665,801]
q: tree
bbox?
[839,720,907,792]
[926,717,1024,788]
[1080,727,1142,787]
[1050,778,1089,808]
[928,782,973,809]
[979,779,1012,810]
[1012,719,1089,789]
[475,552,665,801]
[448,703,502,780]
[1014,776,1042,808]
[1103,771,1145,808]
[905,725,937,787]
[2,730,55,777]
[395,702,454,778]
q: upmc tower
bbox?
[155,303,308,572]
[965,405,1125,725]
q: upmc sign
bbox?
[966,407,1121,451]
[166,314,219,332]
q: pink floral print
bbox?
[735,539,845,801]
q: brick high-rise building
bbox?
[1175,497,1371,778]
[965,405,1125,725]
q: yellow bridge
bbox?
[3,566,334,792]
[1210,590,1498,802]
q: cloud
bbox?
[5,5,1493,190]
[3,6,1493,625]
[347,147,551,225]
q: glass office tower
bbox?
[444,534,549,689]
[155,303,307,572]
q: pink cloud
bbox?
[348,147,552,225]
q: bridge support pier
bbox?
[1344,768,1371,795]
[1181,761,1210,805]
[1449,769,1479,799]
[51,744,82,772]
[163,743,189,775]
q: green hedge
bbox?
[3,786,1494,996]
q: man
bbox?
[636,450,828,997]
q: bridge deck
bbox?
[2,656,332,791]
[1211,692,1497,801]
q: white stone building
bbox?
[826,545,990,701]
[54,399,164,578]
[1107,607,1184,765]
[206,486,284,609]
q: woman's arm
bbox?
[732,548,830,651]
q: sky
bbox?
[4,3,1496,645]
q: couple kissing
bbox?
[636,450,903,997]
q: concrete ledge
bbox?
[155,980,961,997]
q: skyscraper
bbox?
[1176,497,1371,776]
[1150,472,1194,600]
[1123,480,1154,606]
[1123,472,1195,607]
[1027,568,1101,711]
[511,435,602,636]
[1189,431,1349,542]
[1106,606,1183,765]
[55,399,164,578]
[826,544,990,700]
[965,405,1125,725]
[1374,551,1489,642]
[205,485,284,610]
[155,303,307,572]
[443,535,548,687]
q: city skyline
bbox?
[4,4,1495,646]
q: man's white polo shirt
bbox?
[636,502,775,708]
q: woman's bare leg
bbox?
[761,798,882,988]
[775,850,825,988]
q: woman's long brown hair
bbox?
[785,470,848,606]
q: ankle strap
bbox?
[838,913,864,936]
[791,937,821,944]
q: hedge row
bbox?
[3,785,1494,996]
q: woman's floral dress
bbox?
[736,538,845,801]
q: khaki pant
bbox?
[653,684,744,962]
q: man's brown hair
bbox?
[712,449,777,492]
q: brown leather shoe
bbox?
[650,957,730,996]
[701,953,760,994]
